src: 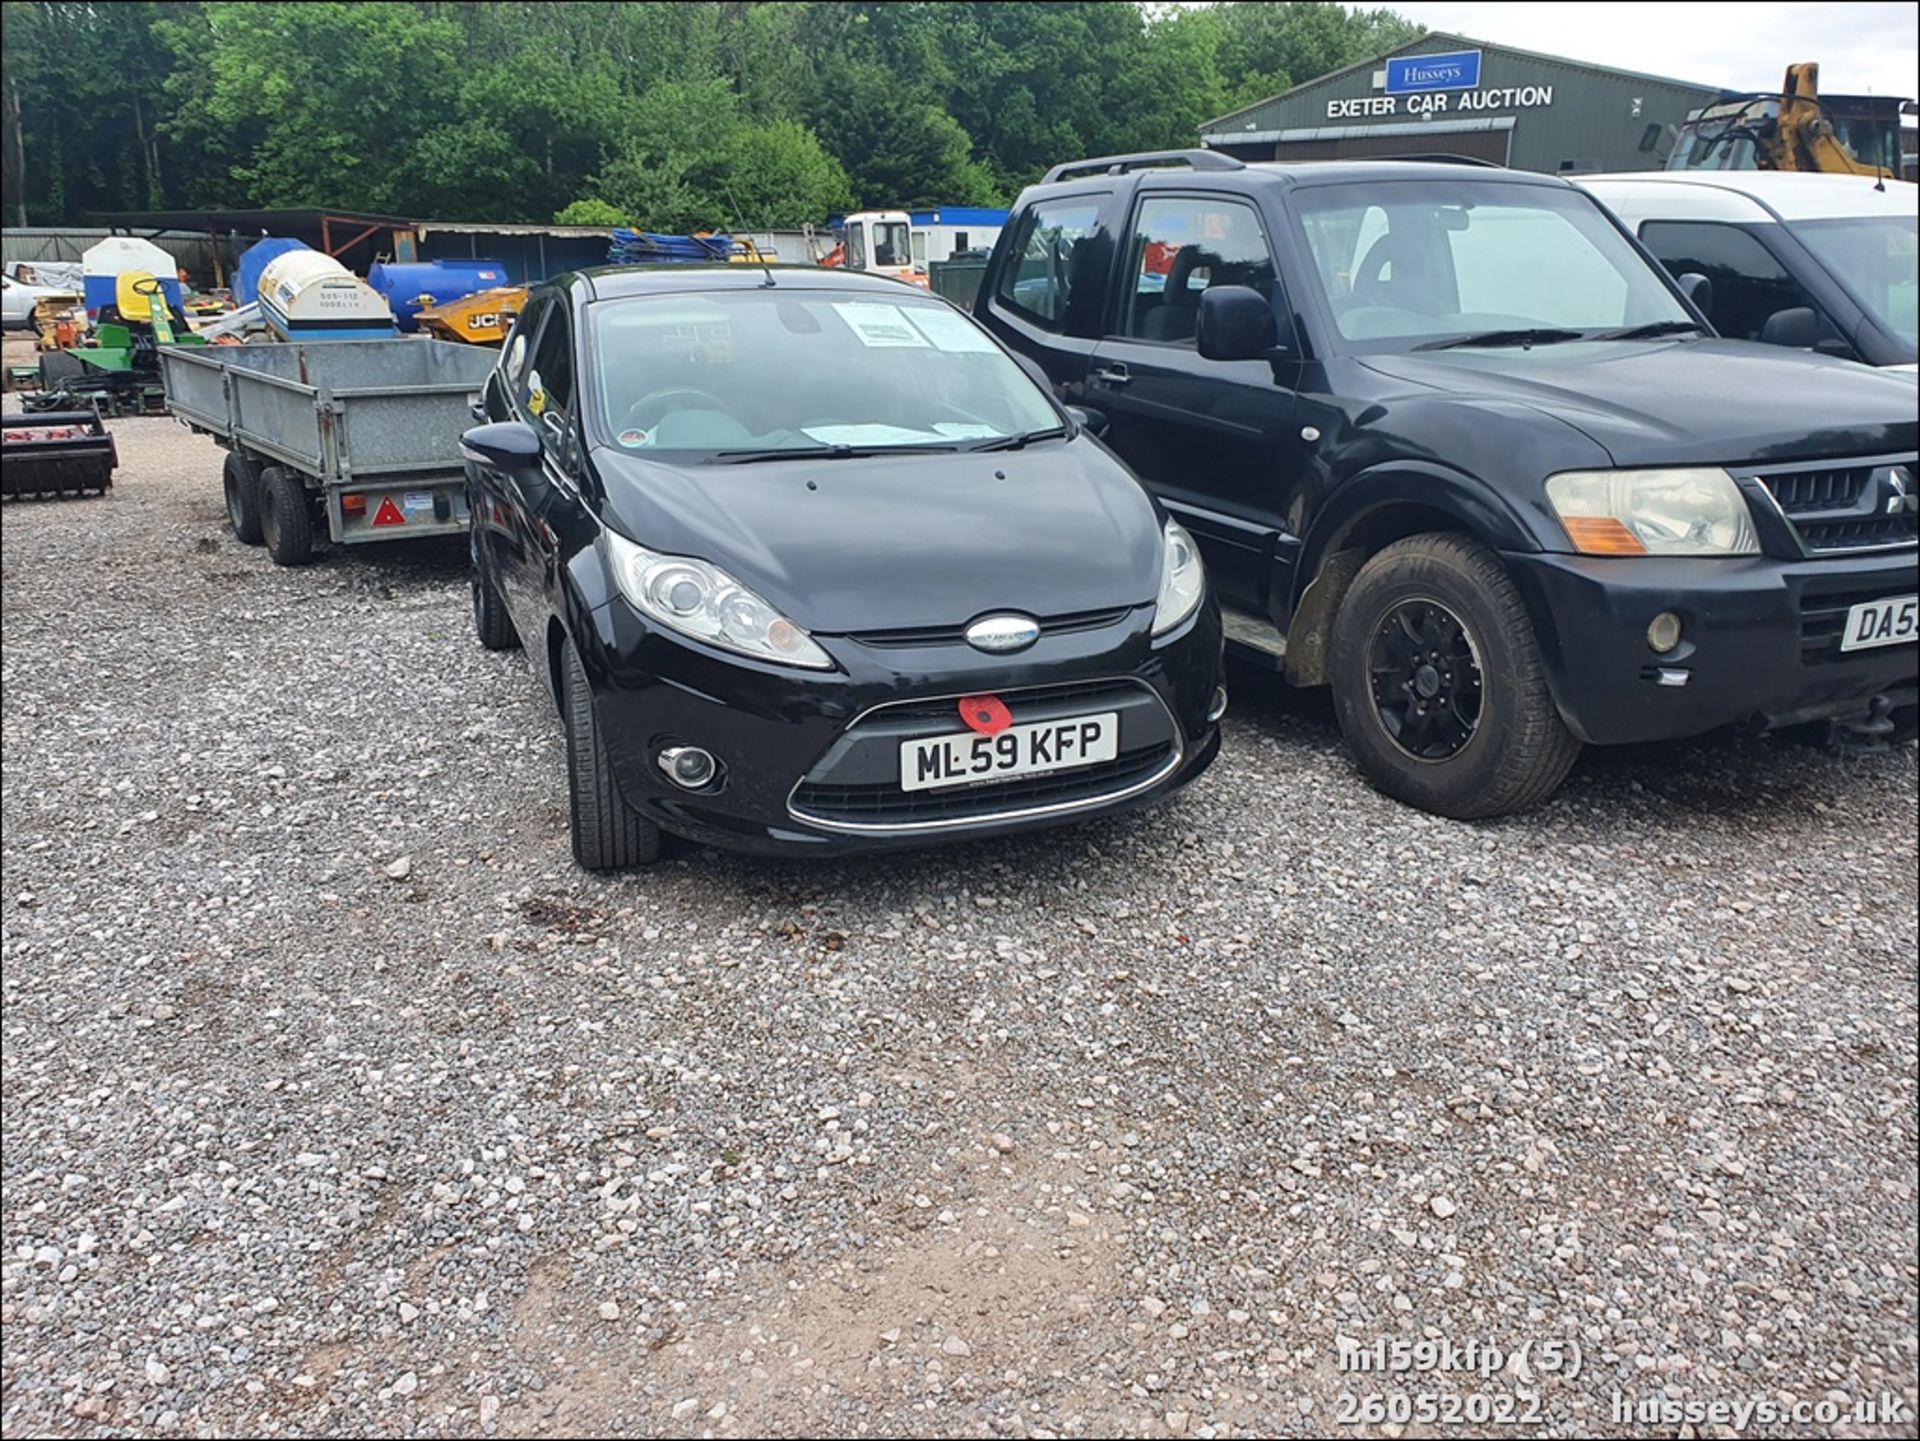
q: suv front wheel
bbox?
[1329,533,1580,819]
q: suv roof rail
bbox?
[1039,149,1247,184]
[1375,153,1506,167]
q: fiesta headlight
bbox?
[1151,519,1206,636]
[1546,467,1759,557]
[604,531,833,670]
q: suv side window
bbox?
[1118,195,1277,344]
[1638,220,1826,343]
[500,296,545,397]
[996,196,1103,329]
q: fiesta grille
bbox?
[844,607,1132,648]
[788,677,1181,831]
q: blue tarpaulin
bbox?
[607,230,737,264]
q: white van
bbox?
[1578,171,1917,370]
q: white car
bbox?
[1577,171,1917,371]
[1,260,86,331]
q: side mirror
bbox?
[1758,305,1824,350]
[1675,271,1713,317]
[1066,405,1108,438]
[1196,285,1278,362]
[469,394,487,424]
[461,420,542,473]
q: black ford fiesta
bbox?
[461,265,1223,870]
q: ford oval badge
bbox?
[965,614,1041,654]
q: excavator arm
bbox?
[1775,63,1894,178]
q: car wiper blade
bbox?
[967,425,1070,453]
[1413,327,1587,351]
[1587,319,1709,341]
[711,442,961,464]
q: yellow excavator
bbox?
[1667,63,1912,180]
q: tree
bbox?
[2,1,1424,227]
[554,198,629,227]
[1216,1,1422,112]
[694,119,855,230]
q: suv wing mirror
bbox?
[1196,286,1279,363]
[1675,271,1713,317]
[1758,305,1850,356]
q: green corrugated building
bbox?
[1200,31,1728,175]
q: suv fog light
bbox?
[1207,686,1229,722]
[658,745,718,789]
[1647,611,1683,653]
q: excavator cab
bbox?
[1669,63,1908,179]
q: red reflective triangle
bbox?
[958,694,1013,735]
[371,496,406,527]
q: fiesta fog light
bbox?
[1208,686,1229,722]
[1647,611,1684,654]
[658,745,718,789]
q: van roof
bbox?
[1575,170,1917,223]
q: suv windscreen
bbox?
[1795,214,1919,354]
[588,290,1060,455]
[1295,180,1692,351]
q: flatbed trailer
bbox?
[158,339,496,565]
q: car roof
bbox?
[569,264,927,300]
[1574,170,1917,222]
[1024,159,1577,198]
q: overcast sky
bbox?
[1383,1,1920,99]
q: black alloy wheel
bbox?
[1367,598,1483,761]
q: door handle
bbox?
[1091,363,1131,385]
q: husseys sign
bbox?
[1326,49,1556,119]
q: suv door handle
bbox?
[1091,363,1131,385]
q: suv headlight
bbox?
[604,530,833,670]
[1546,467,1759,556]
[1151,519,1205,635]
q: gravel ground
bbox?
[2,410,1916,1440]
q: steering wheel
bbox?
[619,387,736,435]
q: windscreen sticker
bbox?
[802,423,945,446]
[831,302,930,348]
[617,428,652,448]
[904,305,999,353]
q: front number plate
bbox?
[900,712,1119,792]
[1840,594,1918,652]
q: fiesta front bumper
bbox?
[575,597,1224,856]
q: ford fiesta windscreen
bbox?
[585,289,1066,457]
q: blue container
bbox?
[235,237,309,307]
[368,258,510,332]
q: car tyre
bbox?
[223,451,264,545]
[258,465,314,566]
[562,635,661,871]
[1329,532,1581,819]
[472,568,519,651]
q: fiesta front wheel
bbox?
[561,636,661,871]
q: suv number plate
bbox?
[1840,594,1918,652]
[900,712,1118,792]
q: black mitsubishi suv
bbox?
[976,149,1918,818]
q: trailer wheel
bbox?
[259,466,314,566]
[223,452,264,545]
